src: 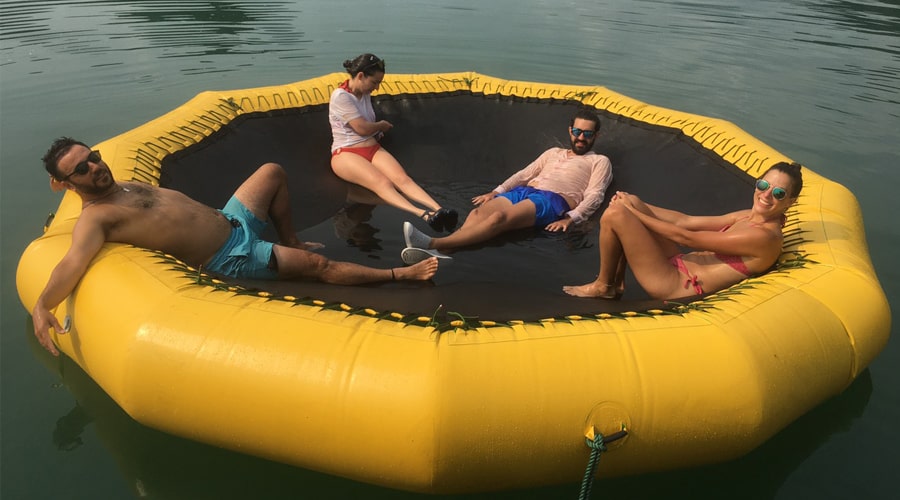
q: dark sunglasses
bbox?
[755,179,788,200]
[570,127,596,139]
[60,150,101,181]
[362,56,385,72]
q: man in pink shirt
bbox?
[401,108,612,264]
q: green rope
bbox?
[578,433,607,500]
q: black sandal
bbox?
[422,210,442,232]
[439,208,459,232]
[422,208,459,232]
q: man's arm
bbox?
[560,155,613,226]
[472,149,557,207]
[32,216,108,356]
[472,191,499,206]
[544,214,574,232]
[494,148,556,194]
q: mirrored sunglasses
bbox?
[755,179,787,200]
[570,127,596,139]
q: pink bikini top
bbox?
[715,218,754,277]
[713,253,752,276]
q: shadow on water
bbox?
[30,324,873,500]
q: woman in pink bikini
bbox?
[564,161,803,300]
[329,53,457,232]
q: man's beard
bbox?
[571,137,593,155]
[78,167,116,196]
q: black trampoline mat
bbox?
[160,94,752,321]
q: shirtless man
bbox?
[399,108,613,263]
[32,137,439,356]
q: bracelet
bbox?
[390,268,395,281]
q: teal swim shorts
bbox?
[204,196,278,279]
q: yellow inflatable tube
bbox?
[17,72,890,493]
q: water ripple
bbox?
[1,0,307,69]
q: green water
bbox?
[1,1,897,498]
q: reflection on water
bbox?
[800,0,900,108]
[813,0,900,38]
[53,404,91,452]
[332,203,382,252]
[2,0,896,111]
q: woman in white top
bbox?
[329,53,457,232]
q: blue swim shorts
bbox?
[497,186,570,227]
[204,196,278,279]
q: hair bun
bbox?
[342,60,353,70]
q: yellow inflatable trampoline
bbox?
[17,72,890,494]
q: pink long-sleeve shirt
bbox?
[494,147,613,224]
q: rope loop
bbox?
[577,429,627,500]
[585,433,608,452]
[577,433,606,500]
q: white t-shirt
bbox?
[329,83,378,152]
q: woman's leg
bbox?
[564,204,683,299]
[345,183,385,206]
[613,254,627,295]
[370,149,442,212]
[332,152,429,217]
[564,212,626,298]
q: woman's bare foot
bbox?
[393,257,439,281]
[300,241,325,251]
[563,281,620,299]
[284,237,325,251]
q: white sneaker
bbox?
[403,221,433,249]
[401,247,452,265]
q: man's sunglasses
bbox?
[755,179,788,200]
[570,127,596,139]
[60,150,101,182]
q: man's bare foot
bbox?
[563,282,620,299]
[394,257,439,281]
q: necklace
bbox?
[83,185,129,208]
